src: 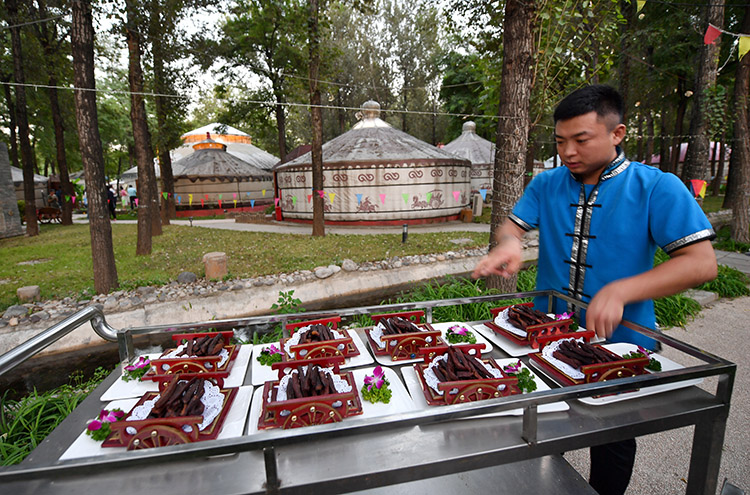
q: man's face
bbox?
[554,111,625,184]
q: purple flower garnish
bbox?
[448,325,469,336]
[636,345,653,356]
[364,366,386,391]
[87,419,102,431]
[503,360,523,374]
[124,356,150,371]
[267,344,282,355]
[556,312,574,321]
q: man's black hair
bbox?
[553,85,623,126]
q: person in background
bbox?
[473,84,717,495]
[120,185,129,210]
[127,184,137,210]
[47,191,60,210]
[106,184,117,220]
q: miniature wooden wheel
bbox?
[394,338,429,360]
[303,344,343,359]
[127,425,192,450]
[590,366,638,383]
[283,402,341,428]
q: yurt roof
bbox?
[181,123,249,139]
[119,163,184,183]
[171,134,278,170]
[276,101,470,170]
[10,166,47,185]
[172,141,271,180]
[442,121,495,165]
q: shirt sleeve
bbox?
[649,172,715,254]
[509,173,542,231]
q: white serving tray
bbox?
[99,344,252,402]
[61,385,254,460]
[249,331,374,386]
[245,366,416,434]
[527,342,703,406]
[430,321,493,353]
[401,358,568,416]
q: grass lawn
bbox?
[0,223,489,311]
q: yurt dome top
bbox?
[10,166,47,185]
[173,133,271,181]
[276,101,470,170]
[442,121,495,165]
[173,123,278,170]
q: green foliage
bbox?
[271,290,304,315]
[712,226,750,253]
[697,265,750,298]
[17,200,24,219]
[654,294,701,328]
[0,367,110,466]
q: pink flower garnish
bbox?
[448,325,468,336]
[87,419,102,431]
[556,312,574,321]
[636,345,653,356]
[503,360,523,374]
[124,356,150,371]
[364,366,386,391]
[267,344,282,355]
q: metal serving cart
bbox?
[0,290,735,494]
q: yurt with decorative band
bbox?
[274,101,472,225]
[171,133,273,213]
[442,121,494,195]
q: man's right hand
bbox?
[472,235,523,279]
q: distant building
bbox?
[442,121,493,194]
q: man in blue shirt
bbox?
[473,85,717,495]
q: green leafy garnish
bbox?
[256,345,283,366]
[622,352,662,372]
[503,360,537,393]
[445,325,477,344]
[360,380,392,404]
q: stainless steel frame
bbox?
[0,290,735,495]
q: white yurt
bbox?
[171,134,273,208]
[442,121,494,194]
[274,101,472,224]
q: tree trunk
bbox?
[71,0,118,293]
[309,0,325,237]
[149,4,175,224]
[682,1,726,184]
[2,83,19,169]
[6,0,39,236]
[274,81,287,162]
[636,113,644,161]
[730,6,750,243]
[670,86,688,175]
[524,132,535,188]
[618,0,635,123]
[47,77,73,225]
[658,108,669,170]
[126,0,159,255]
[487,0,535,292]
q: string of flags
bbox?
[636,1,750,60]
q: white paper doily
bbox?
[541,338,586,379]
[370,320,431,349]
[493,308,529,338]
[163,343,229,370]
[127,380,225,431]
[423,354,502,395]
[284,325,345,356]
[274,366,352,402]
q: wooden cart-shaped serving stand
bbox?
[528,330,650,387]
[413,343,520,406]
[365,310,443,361]
[281,316,359,361]
[258,356,363,430]
[485,302,576,349]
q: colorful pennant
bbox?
[356,193,363,205]
[704,24,721,45]
[328,192,335,203]
[189,194,193,206]
[250,200,255,208]
[426,192,432,203]
[479,189,488,201]
[380,194,386,204]
[275,197,280,207]
[452,191,461,202]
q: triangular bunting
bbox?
[307,194,312,203]
[317,190,326,198]
[328,192,335,203]
[189,194,193,206]
[689,179,707,199]
[177,196,181,204]
[274,197,279,206]
[704,24,721,45]
[452,191,461,201]
[292,196,297,205]
[426,192,432,203]
[740,36,750,60]
[262,189,266,196]
[232,193,237,199]
[636,0,645,13]
[233,200,237,208]
[479,189,488,201]
[250,199,255,207]
[402,193,409,204]
[162,192,168,200]
[218,200,222,208]
[356,193,363,205]
[379,194,386,204]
